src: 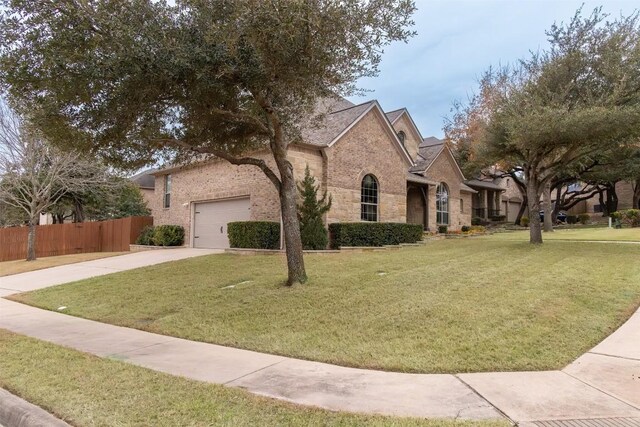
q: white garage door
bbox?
[193,198,251,248]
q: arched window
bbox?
[397,131,406,146]
[436,183,449,225]
[361,174,379,222]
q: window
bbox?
[163,174,171,208]
[361,174,378,222]
[397,131,406,146]
[460,198,464,214]
[436,183,449,225]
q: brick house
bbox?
[151,98,476,248]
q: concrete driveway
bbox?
[0,248,221,296]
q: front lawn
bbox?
[488,227,640,242]
[0,330,504,427]
[10,238,640,373]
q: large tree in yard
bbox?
[0,101,110,260]
[0,0,416,285]
[449,8,640,244]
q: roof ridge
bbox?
[385,107,406,114]
[329,100,375,115]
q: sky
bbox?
[348,0,639,139]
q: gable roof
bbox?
[299,98,413,165]
[301,100,375,147]
[409,138,445,173]
[409,137,468,184]
[156,97,415,174]
[465,179,504,191]
[385,108,405,124]
[384,108,424,149]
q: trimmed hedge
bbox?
[135,225,184,246]
[153,225,185,246]
[328,222,423,249]
[228,221,281,249]
[135,225,155,245]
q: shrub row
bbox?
[328,222,423,249]
[135,225,185,246]
[611,209,640,228]
[578,213,591,225]
[227,221,281,249]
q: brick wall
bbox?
[390,114,421,161]
[324,109,409,223]
[424,148,469,231]
[152,146,323,244]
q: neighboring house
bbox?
[151,98,475,249]
[130,169,156,214]
[555,181,637,216]
[465,175,525,223]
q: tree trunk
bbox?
[607,183,618,215]
[74,199,85,223]
[543,182,553,232]
[26,220,37,261]
[551,186,562,223]
[634,178,640,209]
[267,115,307,286]
[526,178,543,244]
[276,160,307,286]
[515,195,527,225]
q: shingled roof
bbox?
[130,168,156,189]
[409,137,445,173]
[385,108,405,124]
[301,99,375,146]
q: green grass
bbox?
[0,330,506,427]
[10,237,640,374]
[489,227,640,242]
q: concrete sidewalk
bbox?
[0,248,220,296]
[1,298,639,422]
[0,249,639,423]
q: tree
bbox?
[449,8,640,244]
[48,177,150,222]
[0,101,109,260]
[0,0,416,285]
[87,180,151,221]
[297,166,331,250]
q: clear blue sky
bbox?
[349,0,638,138]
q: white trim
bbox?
[415,145,445,173]
[413,146,467,182]
[327,102,414,166]
[389,109,424,142]
[326,102,377,147]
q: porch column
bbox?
[422,186,429,231]
[495,192,501,215]
[483,190,489,219]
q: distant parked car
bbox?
[539,210,568,223]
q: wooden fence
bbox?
[0,216,153,262]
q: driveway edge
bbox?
[0,388,70,427]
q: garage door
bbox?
[193,198,251,248]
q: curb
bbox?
[0,388,70,427]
